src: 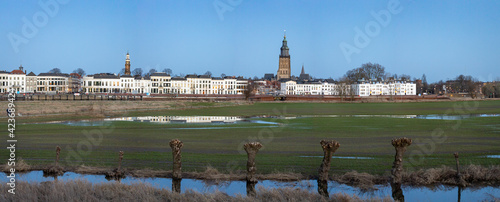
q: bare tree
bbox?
[49,68,61,74]
[132,68,143,76]
[400,74,412,81]
[73,68,85,76]
[221,73,226,78]
[345,67,366,82]
[421,74,428,93]
[244,82,257,100]
[335,77,352,101]
[362,63,385,80]
[204,71,212,77]
[164,68,172,75]
[344,62,386,81]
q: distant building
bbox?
[281,79,416,96]
[277,32,291,80]
[263,73,275,81]
[68,73,82,93]
[36,73,69,94]
[281,80,338,95]
[26,72,37,93]
[352,79,416,96]
[124,52,131,75]
[298,65,311,81]
[150,72,171,94]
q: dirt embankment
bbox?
[8,100,248,118]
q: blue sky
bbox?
[1,0,499,82]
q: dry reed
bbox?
[0,180,393,202]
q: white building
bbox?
[150,72,171,94]
[281,79,416,96]
[36,73,69,94]
[281,80,340,95]
[0,71,11,94]
[352,80,416,96]
[82,73,121,93]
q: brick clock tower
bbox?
[277,32,291,80]
[125,52,131,75]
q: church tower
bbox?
[125,52,131,75]
[277,32,291,80]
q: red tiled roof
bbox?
[10,70,25,74]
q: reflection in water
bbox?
[458,186,462,202]
[246,181,257,197]
[106,116,243,124]
[317,179,328,197]
[29,114,499,126]
[173,179,181,193]
[391,182,404,202]
[297,114,499,120]
[2,171,499,200]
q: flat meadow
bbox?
[1,100,499,176]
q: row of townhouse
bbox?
[352,80,416,96]
[82,73,248,95]
[281,79,348,96]
[1,66,248,95]
[0,66,82,94]
[281,79,416,96]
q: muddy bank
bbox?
[3,161,499,189]
[6,100,248,118]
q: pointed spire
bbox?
[301,64,305,75]
[284,29,286,39]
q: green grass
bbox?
[2,100,500,176]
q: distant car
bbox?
[74,93,80,96]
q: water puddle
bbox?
[0,171,497,201]
[32,116,282,126]
[297,114,499,120]
[299,156,374,160]
[27,114,499,126]
[484,155,500,159]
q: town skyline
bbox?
[2,1,499,82]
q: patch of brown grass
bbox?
[42,165,64,177]
[333,171,389,191]
[185,166,245,182]
[1,159,31,173]
[402,165,500,187]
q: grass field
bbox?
[2,100,499,176]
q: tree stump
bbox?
[244,142,262,197]
[317,140,340,197]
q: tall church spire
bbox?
[280,31,289,57]
[301,64,305,75]
[125,52,131,75]
[277,31,291,80]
